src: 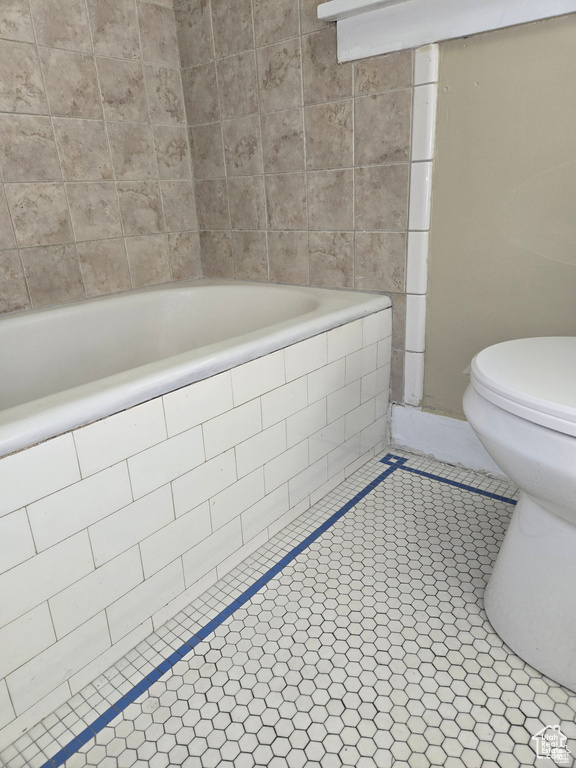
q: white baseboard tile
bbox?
[391,403,505,476]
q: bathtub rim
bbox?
[0,279,390,459]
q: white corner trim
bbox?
[321,0,576,62]
[391,403,506,476]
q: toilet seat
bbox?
[470,337,576,437]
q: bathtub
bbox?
[0,279,391,749]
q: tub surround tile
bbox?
[354,164,410,231]
[304,99,353,170]
[20,243,85,307]
[257,39,303,114]
[86,0,141,61]
[144,65,186,125]
[153,125,191,180]
[183,516,241,585]
[29,0,91,52]
[392,291,407,350]
[195,179,230,230]
[307,168,353,231]
[117,181,164,236]
[300,0,329,33]
[391,348,405,402]
[140,502,211,577]
[222,116,264,177]
[0,251,29,314]
[167,230,202,280]
[354,89,412,165]
[0,605,55,683]
[39,49,102,119]
[302,27,353,105]
[354,49,413,95]
[253,0,299,46]
[76,239,131,298]
[228,176,266,230]
[5,183,73,248]
[125,233,172,288]
[0,0,34,43]
[137,1,180,68]
[204,399,263,459]
[172,449,237,515]
[217,52,259,120]
[268,230,309,285]
[52,119,113,182]
[354,231,406,293]
[66,182,123,242]
[200,231,233,278]
[160,180,197,231]
[265,173,307,231]
[96,58,148,123]
[211,0,254,58]
[164,371,234,436]
[181,63,220,125]
[261,109,305,174]
[107,123,158,181]
[190,123,226,179]
[176,0,214,69]
[0,191,17,250]
[309,230,354,289]
[232,349,285,406]
[0,40,47,114]
[0,115,61,182]
[231,230,269,281]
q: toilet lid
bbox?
[470,337,576,436]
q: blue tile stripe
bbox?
[40,453,514,768]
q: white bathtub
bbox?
[0,279,389,458]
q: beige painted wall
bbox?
[423,15,576,419]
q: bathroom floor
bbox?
[3,450,576,768]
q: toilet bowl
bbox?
[463,337,576,692]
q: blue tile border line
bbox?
[40,453,516,768]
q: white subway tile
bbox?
[345,344,378,385]
[231,350,285,405]
[210,469,265,532]
[308,359,346,403]
[289,458,328,507]
[414,43,439,85]
[327,319,363,362]
[74,400,167,477]
[409,161,433,231]
[235,422,286,478]
[0,434,80,518]
[405,294,427,353]
[285,334,328,381]
[203,399,262,459]
[328,434,361,478]
[163,372,233,437]
[361,364,390,404]
[264,441,309,493]
[172,449,237,516]
[310,471,345,507]
[0,532,94,628]
[404,351,425,406]
[28,463,132,552]
[411,84,437,162]
[7,613,110,716]
[345,448,377,479]
[406,231,429,294]
[107,560,184,644]
[217,529,268,580]
[327,380,361,422]
[0,509,35,575]
[377,338,392,368]
[89,486,174,567]
[262,378,308,430]
[267,497,310,539]
[0,604,56,680]
[140,502,211,578]
[241,484,290,543]
[286,400,326,448]
[345,399,376,441]
[151,572,216,631]
[50,548,143,639]
[362,310,391,346]
[361,416,387,455]
[309,417,345,464]
[0,680,15,731]
[128,426,205,499]
[183,518,242,588]
[0,682,70,751]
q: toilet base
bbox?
[485,493,576,693]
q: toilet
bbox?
[463,337,576,692]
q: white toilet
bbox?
[463,337,576,692]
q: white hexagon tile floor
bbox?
[3,450,576,768]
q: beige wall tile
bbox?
[152,125,191,179]
[228,176,266,230]
[390,349,404,403]
[354,232,406,292]
[309,231,354,289]
[355,89,412,165]
[52,119,113,182]
[0,250,30,314]
[86,0,141,61]
[190,124,226,179]
[231,230,268,280]
[137,1,180,68]
[0,41,47,114]
[257,39,302,114]
[304,100,353,170]
[66,182,123,241]
[5,183,73,247]
[20,243,84,306]
[308,169,353,231]
[107,123,158,180]
[125,234,172,287]
[97,58,148,123]
[195,179,230,230]
[181,63,220,125]
[265,173,307,231]
[261,109,305,174]
[222,116,264,177]
[391,292,406,348]
[211,0,254,58]
[144,65,186,125]
[29,0,91,52]
[0,189,17,250]
[218,52,259,119]
[160,180,198,231]
[268,230,309,284]
[0,0,34,44]
[355,50,413,95]
[176,1,214,68]
[77,239,132,297]
[117,181,165,236]
[300,0,329,34]
[167,230,202,279]
[355,164,409,231]
[0,115,61,182]
[200,230,233,278]
[39,49,102,119]
[253,0,299,47]
[302,28,352,105]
